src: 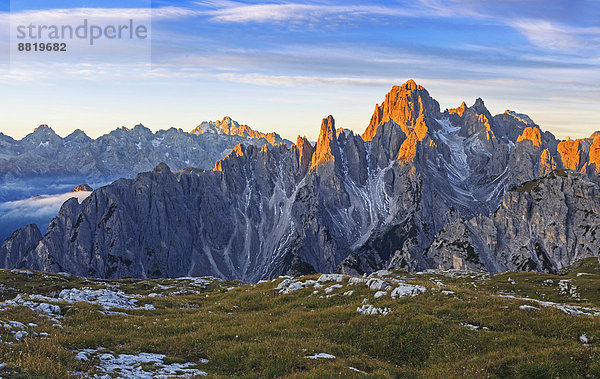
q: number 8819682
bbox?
[17,42,67,52]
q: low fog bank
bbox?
[0,177,109,203]
[0,191,92,242]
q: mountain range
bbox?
[2,80,600,281]
[0,117,290,242]
[0,117,289,202]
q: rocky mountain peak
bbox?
[400,79,423,91]
[23,124,62,146]
[65,129,92,145]
[444,97,496,139]
[30,124,58,138]
[311,115,339,169]
[66,129,87,136]
[71,184,93,192]
[132,124,153,137]
[362,80,440,142]
[471,98,487,114]
[34,124,51,132]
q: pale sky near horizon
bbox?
[0,0,598,141]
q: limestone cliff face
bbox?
[485,170,600,272]
[423,213,488,271]
[558,138,583,171]
[589,137,600,173]
[540,149,557,175]
[397,132,419,162]
[517,127,542,147]
[5,80,600,280]
[424,170,600,273]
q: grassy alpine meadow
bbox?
[0,259,599,378]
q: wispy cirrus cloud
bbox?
[509,19,600,54]
[0,6,202,24]
[215,72,399,86]
[190,0,599,59]
[194,1,415,23]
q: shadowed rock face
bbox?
[0,224,42,268]
[424,170,600,273]
[5,80,600,280]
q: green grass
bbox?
[0,259,600,377]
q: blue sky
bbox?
[0,0,598,141]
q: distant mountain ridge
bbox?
[0,117,291,201]
[3,80,600,281]
[191,116,287,146]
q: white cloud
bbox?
[191,0,600,59]
[509,19,600,53]
[2,6,201,23]
[216,72,401,86]
[415,0,489,19]
[0,190,91,230]
[194,1,414,23]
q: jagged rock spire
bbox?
[311,115,340,169]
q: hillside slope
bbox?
[0,258,600,377]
